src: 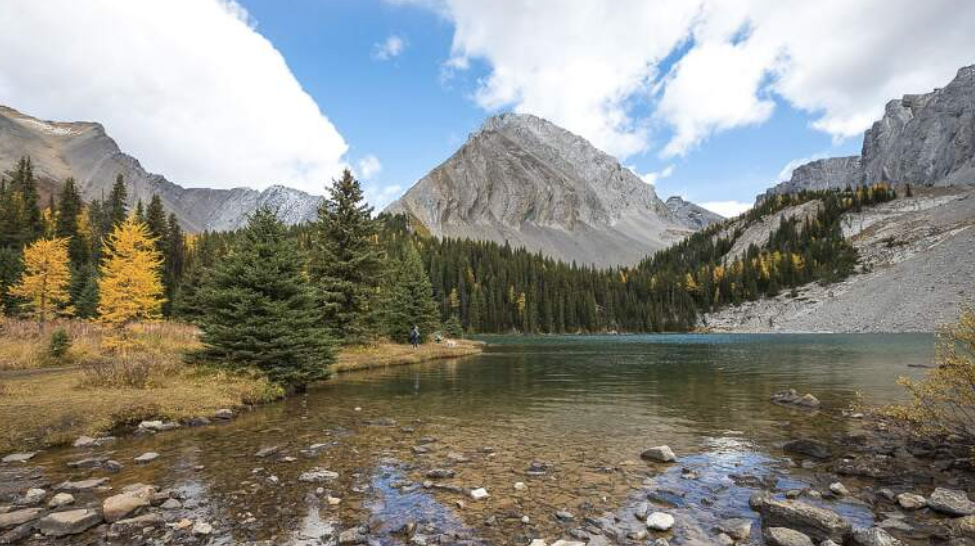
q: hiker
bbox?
[409,325,420,349]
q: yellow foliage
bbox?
[98,216,165,327]
[10,238,73,323]
[684,272,699,293]
[790,253,805,271]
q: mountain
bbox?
[385,113,696,266]
[0,105,321,232]
[763,65,975,200]
[664,196,725,229]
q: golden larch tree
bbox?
[98,216,165,326]
[10,237,73,324]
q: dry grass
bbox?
[333,339,484,373]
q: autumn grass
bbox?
[0,319,483,453]
[333,339,484,373]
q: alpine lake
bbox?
[5,334,951,545]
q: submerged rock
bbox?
[298,468,339,483]
[57,477,108,491]
[783,439,831,459]
[134,452,159,463]
[771,389,821,409]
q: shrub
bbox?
[46,328,72,364]
[79,353,181,389]
[886,305,975,442]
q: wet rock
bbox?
[850,527,903,546]
[446,452,470,463]
[783,439,831,459]
[185,416,211,427]
[72,436,96,448]
[0,522,33,544]
[412,446,432,455]
[764,527,815,546]
[648,489,686,508]
[555,510,575,521]
[829,482,849,496]
[550,541,584,546]
[57,477,108,491]
[0,453,35,464]
[214,408,234,419]
[756,498,851,543]
[896,492,926,510]
[338,527,367,544]
[928,488,975,516]
[750,491,773,511]
[67,456,107,469]
[952,515,975,537]
[37,509,102,536]
[366,418,396,427]
[425,469,455,479]
[138,420,178,432]
[298,468,339,483]
[470,488,489,501]
[48,493,74,509]
[646,512,675,531]
[160,498,181,510]
[192,520,213,535]
[718,518,753,541]
[0,508,43,530]
[104,460,123,473]
[17,488,45,506]
[103,484,155,522]
[771,389,821,409]
[110,512,164,532]
[641,446,677,463]
[716,533,734,546]
[255,445,281,458]
[878,518,912,533]
[134,452,159,463]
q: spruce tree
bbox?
[192,208,331,390]
[106,174,128,230]
[56,178,89,268]
[145,195,169,249]
[308,169,381,344]
[162,213,184,315]
[9,157,43,243]
[382,241,439,343]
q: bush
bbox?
[886,305,975,442]
[79,353,180,389]
[46,328,72,364]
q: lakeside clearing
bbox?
[0,320,482,454]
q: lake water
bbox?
[19,334,936,545]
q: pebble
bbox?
[829,482,849,496]
[48,493,75,508]
[646,512,675,531]
[192,520,213,535]
[896,492,926,510]
[1,452,36,464]
[641,445,677,463]
[134,452,159,463]
[470,487,489,500]
[514,481,527,491]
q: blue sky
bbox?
[2,0,970,217]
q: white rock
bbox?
[646,512,675,531]
[514,482,527,491]
[829,482,849,496]
[192,521,213,535]
[470,487,489,500]
[641,446,677,463]
[134,452,159,463]
[48,493,75,508]
[1,452,36,463]
[298,468,339,483]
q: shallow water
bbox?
[17,334,936,544]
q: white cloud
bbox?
[700,200,752,218]
[393,0,975,160]
[356,155,383,180]
[0,0,348,194]
[366,183,403,212]
[373,35,407,61]
[630,164,674,186]
[776,153,828,182]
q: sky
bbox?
[1,1,973,217]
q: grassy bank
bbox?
[0,319,482,454]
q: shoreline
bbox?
[0,339,484,455]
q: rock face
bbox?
[385,113,694,266]
[762,65,975,200]
[665,196,725,229]
[0,105,322,232]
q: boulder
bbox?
[850,527,904,546]
[764,527,815,546]
[928,488,975,516]
[0,508,43,530]
[783,439,831,459]
[641,446,677,463]
[646,512,675,531]
[37,509,102,536]
[103,484,155,522]
[896,492,926,510]
[758,499,851,543]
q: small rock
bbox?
[73,435,97,448]
[0,453,35,464]
[327,495,341,506]
[0,508,43,530]
[185,416,211,427]
[255,445,280,458]
[928,487,975,516]
[718,518,752,541]
[299,468,339,483]
[425,469,455,479]
[783,439,831,459]
[470,488,489,500]
[37,509,102,537]
[161,498,182,510]
[57,477,109,491]
[19,488,45,506]
[550,541,584,546]
[192,520,213,535]
[110,512,164,532]
[850,527,903,546]
[514,482,527,491]
[138,420,178,432]
[952,515,975,538]
[104,460,123,473]
[48,493,75,508]
[412,445,432,455]
[134,452,159,463]
[646,512,675,531]
[173,518,193,530]
[528,540,547,546]
[764,526,814,546]
[103,484,155,522]
[214,408,234,419]
[896,492,926,510]
[555,510,574,521]
[67,456,107,469]
[641,446,677,463]
[829,482,849,496]
[338,527,366,544]
[771,389,821,409]
[446,452,469,463]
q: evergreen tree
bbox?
[133,199,145,224]
[8,157,43,243]
[106,174,128,230]
[192,208,331,390]
[56,178,89,268]
[145,195,169,249]
[162,213,184,314]
[71,263,99,319]
[308,169,382,344]
[382,241,439,343]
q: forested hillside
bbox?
[1,154,899,335]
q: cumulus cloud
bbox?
[366,183,403,212]
[373,35,407,61]
[700,200,752,218]
[393,0,975,160]
[0,0,349,194]
[356,155,383,180]
[630,165,675,186]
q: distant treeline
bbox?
[0,154,898,336]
